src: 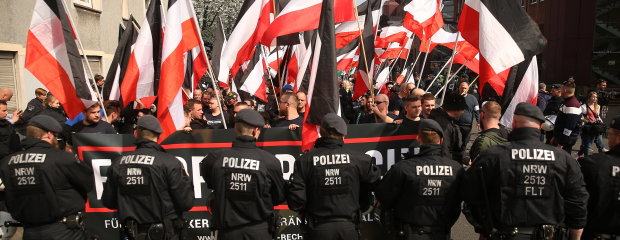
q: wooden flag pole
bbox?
[353,6,375,99]
[59,0,109,120]
[261,45,281,107]
[404,50,423,84]
[438,32,461,106]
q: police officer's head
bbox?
[27,115,63,148]
[134,115,163,142]
[417,119,444,145]
[512,102,546,130]
[442,92,467,119]
[234,109,265,139]
[320,113,347,140]
[607,116,620,149]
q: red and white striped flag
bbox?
[158,0,208,140]
[403,0,444,39]
[236,45,268,103]
[25,0,97,119]
[120,0,163,107]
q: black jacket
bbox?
[0,119,20,159]
[200,135,286,229]
[463,128,588,232]
[375,144,464,230]
[102,139,194,224]
[0,137,94,225]
[287,137,381,219]
[428,108,463,164]
[578,146,620,235]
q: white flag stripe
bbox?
[500,56,539,127]
[478,3,524,73]
[277,0,322,17]
[221,0,268,73]
[161,0,193,60]
[403,0,437,23]
[132,18,156,99]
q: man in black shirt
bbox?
[394,96,422,132]
[0,101,20,159]
[205,98,229,129]
[271,92,302,129]
[187,99,209,129]
[70,103,117,134]
[359,94,399,123]
[543,84,562,144]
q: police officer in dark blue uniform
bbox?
[578,116,620,240]
[0,115,94,239]
[102,115,194,240]
[376,119,464,240]
[200,109,286,239]
[464,102,589,240]
[287,113,382,240]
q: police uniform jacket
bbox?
[19,98,44,124]
[464,127,588,232]
[102,138,194,224]
[0,119,20,159]
[200,135,286,229]
[287,137,381,219]
[0,137,94,225]
[375,144,464,230]
[578,145,620,235]
[428,108,463,164]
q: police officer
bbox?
[287,113,381,240]
[375,119,464,240]
[0,115,94,239]
[102,115,194,239]
[463,103,588,240]
[200,109,285,239]
[578,116,620,240]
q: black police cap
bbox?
[321,113,347,136]
[442,92,467,111]
[514,102,545,123]
[610,116,620,130]
[136,115,163,134]
[550,84,562,89]
[418,119,444,138]
[235,109,265,127]
[29,115,63,133]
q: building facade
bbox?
[0,0,148,111]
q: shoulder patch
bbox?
[27,105,35,111]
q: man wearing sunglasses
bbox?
[359,94,399,124]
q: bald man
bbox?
[0,88,22,123]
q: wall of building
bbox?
[0,0,146,110]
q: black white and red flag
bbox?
[260,0,356,46]
[235,45,268,103]
[25,0,98,119]
[220,0,271,81]
[402,0,443,39]
[120,0,163,107]
[103,16,139,102]
[212,17,229,87]
[352,0,377,100]
[499,56,539,127]
[301,0,340,151]
[458,0,546,97]
[158,0,209,140]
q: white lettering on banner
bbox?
[191,156,205,199]
[280,234,303,240]
[188,218,210,228]
[612,166,620,177]
[104,218,122,229]
[92,159,111,200]
[510,149,555,161]
[196,235,216,240]
[276,154,295,180]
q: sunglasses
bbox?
[374,101,386,104]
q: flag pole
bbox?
[417,39,432,85]
[353,6,375,99]
[390,34,415,82]
[424,51,458,92]
[434,60,468,97]
[59,0,109,120]
[470,75,479,86]
[438,32,461,106]
[405,50,423,84]
[261,45,280,107]
[188,1,228,129]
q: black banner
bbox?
[73,124,418,239]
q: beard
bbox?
[85,116,100,124]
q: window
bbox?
[531,0,538,4]
[81,55,102,80]
[74,0,93,8]
[74,0,102,12]
[0,52,19,111]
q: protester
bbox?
[420,93,436,119]
[393,96,422,132]
[536,83,550,112]
[579,91,605,157]
[552,81,581,153]
[20,88,47,124]
[70,103,117,134]
[297,91,307,115]
[271,92,302,130]
[205,98,229,129]
[543,84,563,144]
[187,99,208,129]
[0,87,21,123]
[193,87,203,100]
[469,101,508,161]
[360,93,399,123]
[0,101,20,159]
[429,92,467,164]
[457,81,480,158]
